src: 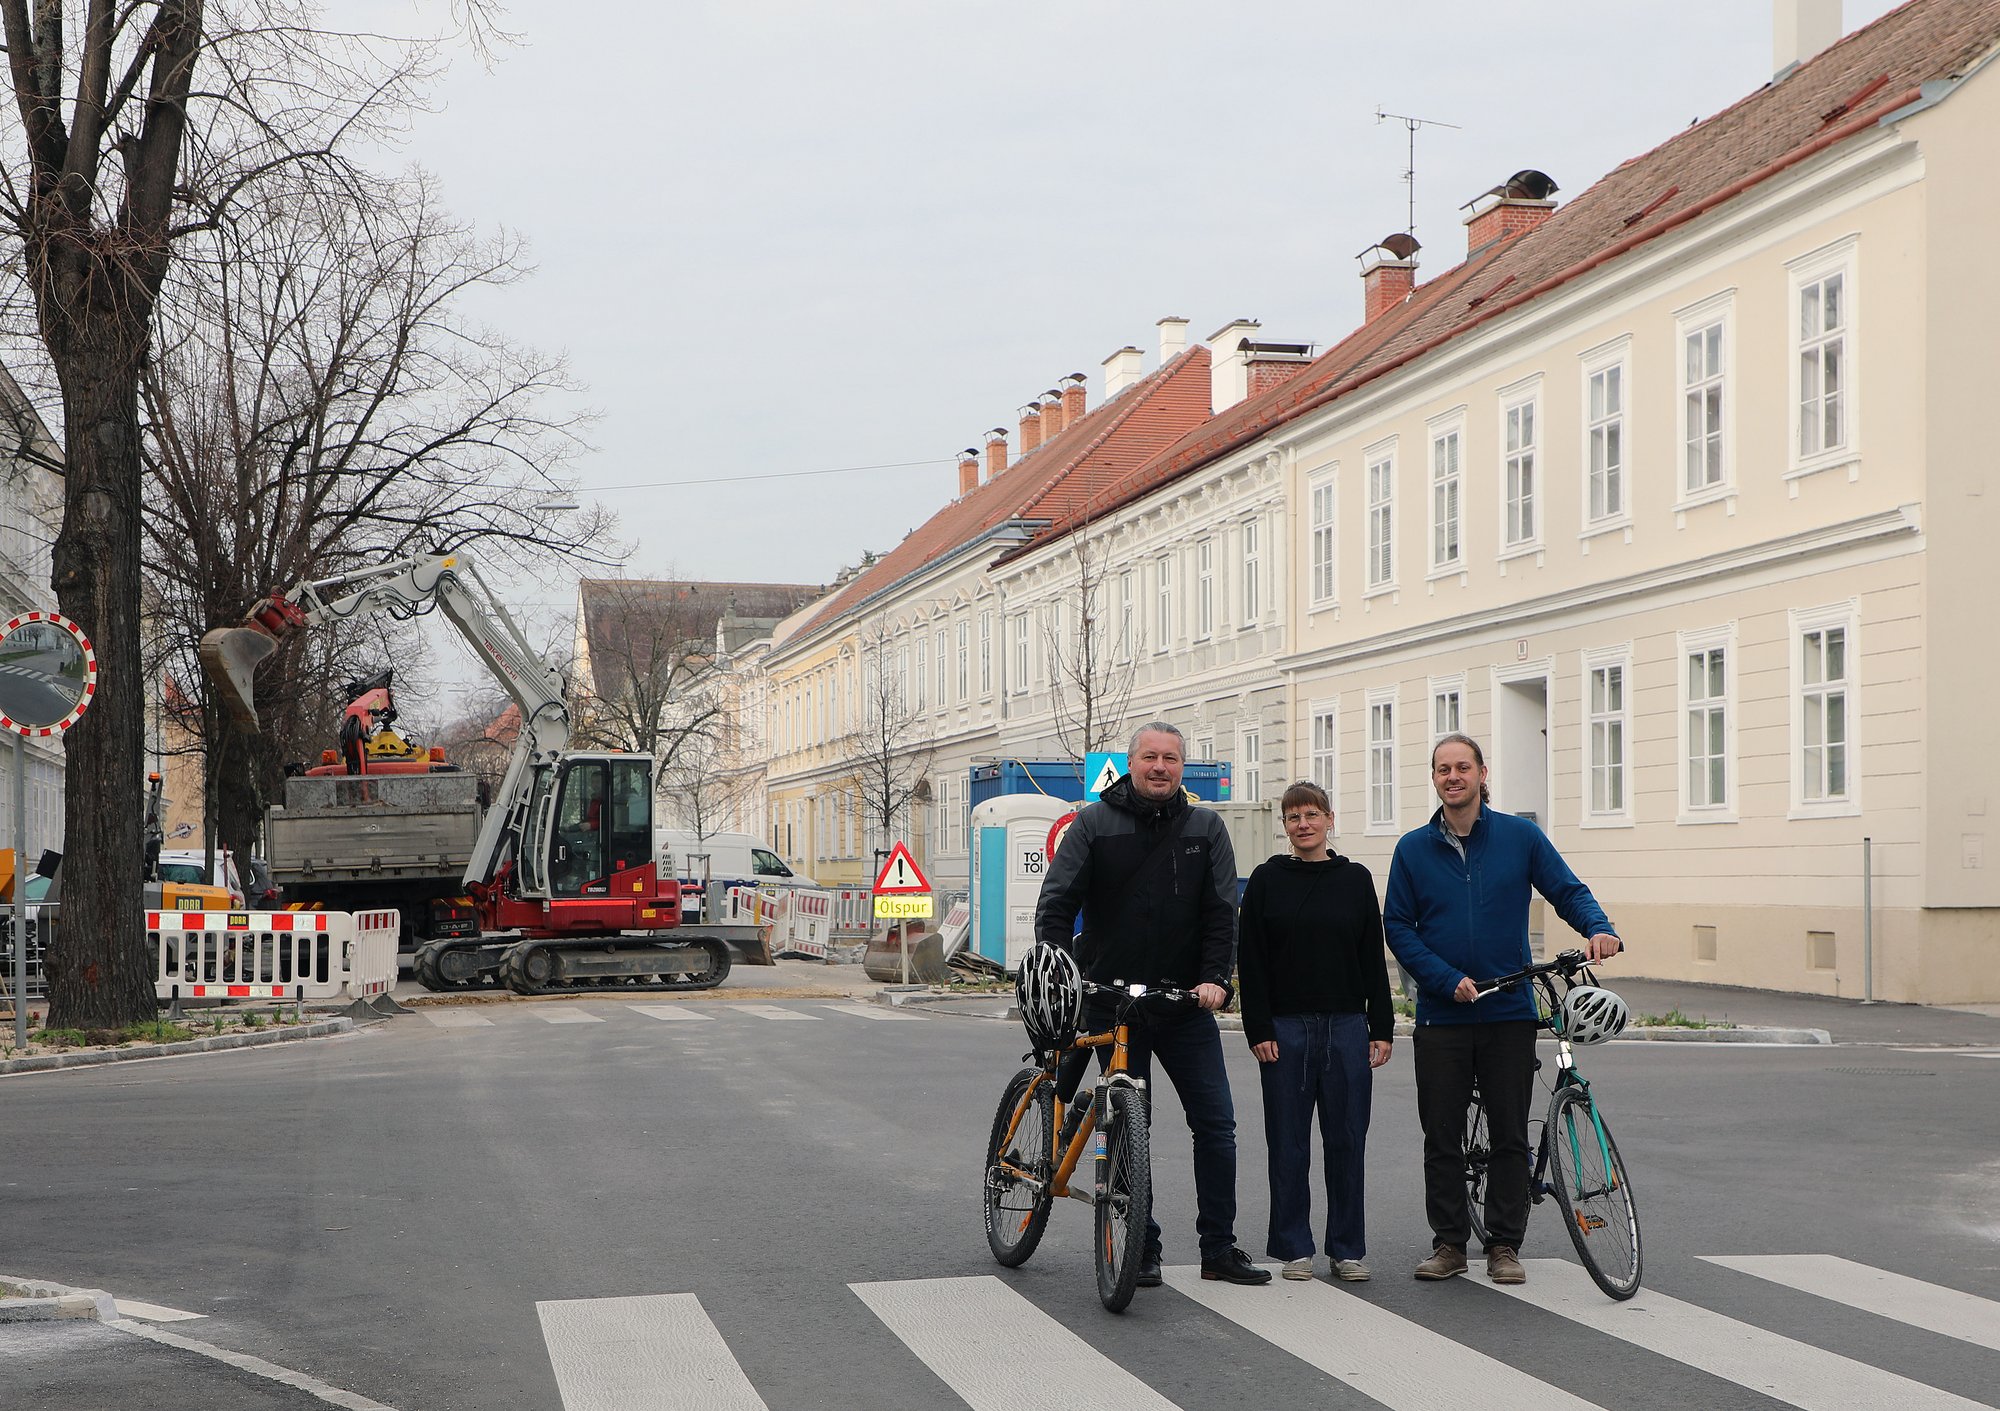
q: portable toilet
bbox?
[967,793,1072,971]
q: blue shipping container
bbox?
[967,758,1233,809]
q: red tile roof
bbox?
[785,346,1214,645]
[1021,0,2000,545]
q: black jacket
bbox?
[1237,852,1394,1047]
[1032,774,1238,997]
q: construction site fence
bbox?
[146,908,401,1004]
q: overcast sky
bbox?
[372,0,1905,684]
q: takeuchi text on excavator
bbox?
[198,551,733,995]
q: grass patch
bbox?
[1633,1007,1731,1029]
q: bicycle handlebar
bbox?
[1082,979,1200,1006]
[1473,948,1594,997]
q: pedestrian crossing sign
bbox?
[1084,751,1123,801]
[872,841,932,894]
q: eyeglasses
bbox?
[1282,810,1329,824]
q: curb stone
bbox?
[0,1275,117,1323]
[0,1018,355,1078]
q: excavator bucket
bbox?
[199,626,279,729]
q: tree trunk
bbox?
[42,302,156,1028]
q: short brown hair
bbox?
[1280,780,1332,816]
[1431,732,1492,804]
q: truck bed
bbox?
[267,772,481,882]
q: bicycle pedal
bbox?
[1064,1185,1095,1206]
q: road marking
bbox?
[536,1292,767,1410]
[1892,1047,2000,1060]
[1164,1265,1606,1411]
[1496,1259,1992,1411]
[1701,1255,2000,1354]
[628,1004,713,1022]
[113,1297,204,1322]
[110,1319,396,1409]
[532,1009,606,1025]
[727,1004,819,1021]
[821,1003,928,1021]
[421,1011,493,1029]
[852,1275,1181,1410]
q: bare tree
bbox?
[570,578,727,768]
[656,719,748,845]
[0,1,497,1026]
[1042,521,1139,760]
[140,166,603,870]
[844,616,933,853]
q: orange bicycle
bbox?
[982,976,1193,1313]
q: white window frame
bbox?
[1195,538,1215,639]
[1580,643,1634,829]
[955,618,970,702]
[1787,237,1859,479]
[1579,336,1632,535]
[1308,467,1338,607]
[1238,725,1262,804]
[978,609,993,695]
[1308,698,1339,830]
[1118,568,1136,659]
[1677,622,1739,824]
[1427,672,1464,746]
[1193,734,1214,764]
[934,627,947,706]
[1009,611,1029,694]
[1498,375,1543,554]
[1789,600,1861,819]
[1675,289,1735,506]
[1365,686,1398,836]
[1365,437,1397,593]
[1427,411,1464,573]
[1240,517,1261,627]
[1154,552,1174,652]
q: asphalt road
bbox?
[2,999,1997,1411]
[0,648,82,728]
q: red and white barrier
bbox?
[147,909,400,1003]
[766,888,833,960]
[829,887,876,938]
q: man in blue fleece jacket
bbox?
[1383,732,1620,1287]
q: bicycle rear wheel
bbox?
[1547,1085,1642,1299]
[1463,1083,1492,1247]
[983,1067,1055,1267]
[1094,1085,1152,1312]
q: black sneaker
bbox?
[1199,1248,1273,1285]
[1135,1253,1163,1288]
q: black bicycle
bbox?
[1462,949,1642,1299]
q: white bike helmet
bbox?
[1015,944,1083,1051]
[1560,985,1629,1045]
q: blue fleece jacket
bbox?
[1383,805,1616,1027]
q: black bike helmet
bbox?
[1015,944,1083,1051]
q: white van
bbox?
[657,830,817,919]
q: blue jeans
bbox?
[1258,1012,1372,1262]
[1071,1005,1239,1260]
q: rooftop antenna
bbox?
[1375,107,1461,243]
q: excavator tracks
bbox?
[497,935,733,996]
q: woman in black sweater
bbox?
[1238,780,1395,1282]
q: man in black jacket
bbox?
[1033,721,1271,1287]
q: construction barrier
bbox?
[829,888,877,938]
[146,909,400,1003]
[765,887,834,960]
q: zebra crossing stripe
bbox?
[851,1275,1181,1410]
[821,1003,929,1021]
[532,1009,606,1025]
[1163,1265,1606,1411]
[727,1004,820,1021]
[627,1004,713,1022]
[421,1011,493,1028]
[536,1292,768,1411]
[1496,1259,1991,1411]
[1701,1255,2000,1354]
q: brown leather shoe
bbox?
[1414,1245,1468,1280]
[1486,1246,1526,1284]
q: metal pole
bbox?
[899,918,909,987]
[1862,835,1875,1004]
[13,731,29,1049]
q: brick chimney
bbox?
[1463,170,1559,254]
[984,427,1008,481]
[1019,402,1043,454]
[1157,316,1190,363]
[1103,345,1144,398]
[1061,372,1087,425]
[1244,341,1315,398]
[957,448,980,497]
[1040,390,1065,439]
[1359,232,1421,323]
[1775,0,1842,77]
[1207,318,1260,413]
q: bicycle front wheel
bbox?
[1463,1083,1492,1248]
[1094,1085,1152,1312]
[1547,1085,1642,1299]
[983,1067,1055,1267]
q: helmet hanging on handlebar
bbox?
[1560,985,1629,1045]
[1015,944,1083,1052]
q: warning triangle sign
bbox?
[873,840,932,894]
[1088,756,1122,797]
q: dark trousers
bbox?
[1259,1011,1371,1262]
[1062,1005,1239,1260]
[1413,1020,1538,1252]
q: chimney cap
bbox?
[1101,344,1143,365]
[1205,317,1262,342]
[1463,169,1560,211]
[1358,231,1422,263]
[986,427,1009,440]
[1155,314,1190,326]
[1062,372,1088,386]
[1243,340,1315,362]
[1019,403,1043,418]
[959,448,979,459]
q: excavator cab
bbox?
[527,754,665,930]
